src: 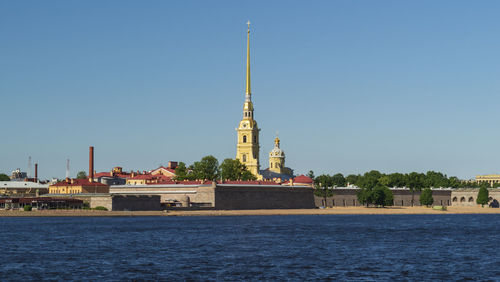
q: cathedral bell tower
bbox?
[236,21,260,176]
[269,136,285,174]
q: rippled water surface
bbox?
[1,214,500,280]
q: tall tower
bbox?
[236,21,260,176]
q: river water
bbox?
[1,214,499,280]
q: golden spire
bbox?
[245,20,251,96]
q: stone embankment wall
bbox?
[214,185,315,209]
[315,188,452,207]
[90,196,112,210]
[109,185,215,207]
[111,195,161,211]
[451,189,500,207]
[90,195,161,211]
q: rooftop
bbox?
[50,179,108,187]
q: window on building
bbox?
[242,154,246,162]
[243,135,247,143]
[253,136,256,143]
[270,163,273,168]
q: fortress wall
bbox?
[451,189,500,207]
[214,185,315,210]
[90,195,161,211]
[315,189,452,207]
[111,195,161,211]
[109,185,216,207]
[90,196,112,210]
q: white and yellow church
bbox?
[235,22,294,181]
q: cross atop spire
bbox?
[274,131,280,148]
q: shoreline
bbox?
[0,206,499,217]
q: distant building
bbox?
[126,174,172,185]
[0,197,83,210]
[475,174,500,186]
[260,137,294,181]
[0,181,49,196]
[10,168,27,181]
[94,167,132,185]
[150,162,178,177]
[49,178,109,194]
[283,175,314,188]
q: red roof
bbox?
[146,180,204,185]
[51,179,108,187]
[129,174,171,180]
[217,180,281,185]
[293,175,314,184]
[150,166,176,175]
[94,172,133,179]
[129,174,155,180]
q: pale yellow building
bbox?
[236,22,260,177]
[476,174,500,186]
[49,178,109,194]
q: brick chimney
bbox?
[34,163,38,183]
[89,146,94,182]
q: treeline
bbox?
[174,156,256,181]
[308,170,488,189]
[309,170,488,208]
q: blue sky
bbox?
[1,0,500,179]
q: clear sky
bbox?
[1,0,500,180]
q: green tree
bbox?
[331,173,346,187]
[76,171,87,179]
[174,162,189,181]
[420,188,434,207]
[387,173,406,188]
[357,187,372,207]
[190,155,220,181]
[448,176,461,188]
[219,158,256,181]
[371,185,386,206]
[379,175,391,187]
[370,185,393,207]
[424,171,449,188]
[355,171,385,207]
[383,186,394,207]
[241,170,257,181]
[479,181,491,189]
[0,173,10,181]
[406,172,424,207]
[314,174,333,207]
[307,170,315,180]
[345,174,359,186]
[476,186,489,207]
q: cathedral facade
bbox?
[235,23,293,181]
